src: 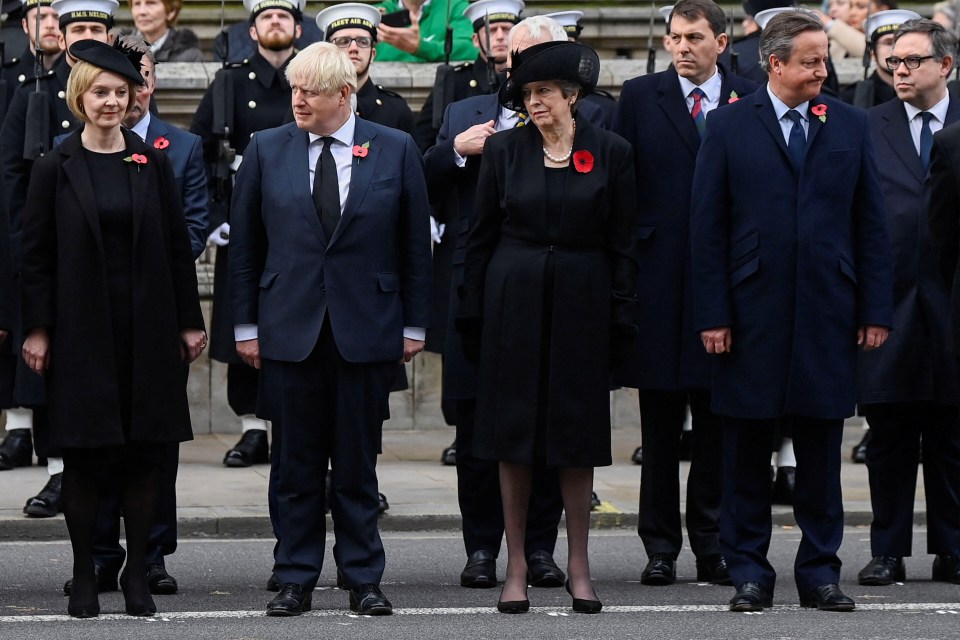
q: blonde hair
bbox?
[66,60,136,122]
[285,41,357,94]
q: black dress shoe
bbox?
[640,553,676,586]
[0,429,33,470]
[678,429,694,462]
[851,429,871,464]
[631,446,643,465]
[527,550,565,588]
[696,555,733,585]
[120,570,157,616]
[441,440,456,466]
[67,574,100,619]
[223,430,269,467]
[771,466,796,505]
[460,550,497,588]
[349,583,392,615]
[729,582,773,611]
[933,555,960,584]
[266,572,280,592]
[800,583,855,611]
[23,473,62,518]
[147,564,179,595]
[378,492,389,513]
[858,556,905,586]
[267,583,312,616]
[63,564,120,596]
[590,491,601,510]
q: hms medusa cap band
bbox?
[463,0,525,32]
[244,0,305,21]
[51,0,118,27]
[316,2,381,40]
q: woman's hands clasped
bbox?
[181,328,207,364]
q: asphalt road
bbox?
[0,528,957,640]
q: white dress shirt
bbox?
[768,84,810,144]
[904,93,950,156]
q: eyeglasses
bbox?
[885,55,935,71]
[331,36,373,49]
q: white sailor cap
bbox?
[51,0,116,26]
[542,11,584,39]
[463,0,525,32]
[243,0,304,20]
[865,9,921,44]
[21,0,54,12]
[754,7,797,30]
[316,2,380,39]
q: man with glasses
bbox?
[316,2,413,134]
[858,18,960,588]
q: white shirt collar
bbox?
[307,113,357,147]
[677,67,721,103]
[130,111,151,142]
[903,91,951,124]
[767,84,810,122]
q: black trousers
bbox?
[267,321,393,590]
[637,389,722,559]
[862,402,960,557]
[455,398,563,558]
[720,415,843,595]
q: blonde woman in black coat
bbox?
[20,39,205,619]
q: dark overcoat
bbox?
[459,116,640,466]
[20,129,205,448]
[929,120,960,355]
[690,89,894,420]
[859,98,960,405]
[612,66,758,391]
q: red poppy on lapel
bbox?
[572,150,594,174]
[153,136,170,150]
[728,90,739,103]
[353,141,370,158]
[124,154,148,172]
[811,103,827,123]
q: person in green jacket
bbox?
[375,0,476,62]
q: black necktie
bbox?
[313,136,340,240]
[786,109,806,170]
[920,111,934,171]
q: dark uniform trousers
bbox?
[638,389,722,559]
[862,402,960,557]
[268,320,394,590]
[721,416,844,594]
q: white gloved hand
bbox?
[430,216,445,244]
[208,222,230,247]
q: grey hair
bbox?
[894,18,958,61]
[759,10,824,72]
[558,79,582,113]
[508,15,567,49]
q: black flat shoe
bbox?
[23,473,62,518]
[147,564,178,595]
[349,584,392,615]
[378,492,389,513]
[0,429,33,470]
[631,446,643,465]
[63,564,120,596]
[441,440,456,466]
[120,570,156,617]
[266,583,312,616]
[851,430,871,463]
[696,555,733,585]
[461,550,497,588]
[800,583,855,611]
[66,574,100,619]
[640,553,676,586]
[527,550,564,588]
[729,582,773,612]
[496,594,530,614]
[858,556,905,586]
[223,430,269,467]
[565,580,602,614]
[933,555,960,584]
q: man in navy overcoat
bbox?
[690,10,893,612]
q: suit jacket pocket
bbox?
[730,228,759,263]
[637,224,656,241]
[729,255,759,289]
[378,272,400,292]
[828,149,856,160]
[838,254,857,284]
[259,270,279,289]
[372,176,400,192]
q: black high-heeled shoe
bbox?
[67,574,100,619]
[565,579,602,614]
[120,570,157,617]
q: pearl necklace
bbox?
[542,121,575,163]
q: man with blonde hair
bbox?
[230,41,432,617]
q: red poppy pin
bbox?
[573,150,594,174]
[811,103,827,123]
[124,154,148,172]
[352,141,370,160]
[153,136,170,150]
[728,90,739,103]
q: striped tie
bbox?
[515,112,527,128]
[690,88,706,138]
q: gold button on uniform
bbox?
[469,79,477,88]
[248,72,256,80]
[376,98,382,106]
[61,120,70,129]
[17,74,24,83]
[58,90,65,99]
[248,100,257,109]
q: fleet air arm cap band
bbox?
[316,2,380,40]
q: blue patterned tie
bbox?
[920,111,934,171]
[786,109,806,170]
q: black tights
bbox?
[62,444,162,613]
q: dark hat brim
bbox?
[498,41,600,112]
[69,39,144,84]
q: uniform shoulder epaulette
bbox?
[453,61,474,72]
[223,59,248,70]
[376,85,405,100]
[2,56,19,68]
[593,88,615,100]
[21,68,56,85]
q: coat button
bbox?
[61,120,70,128]
[58,90,65,99]
[248,100,257,109]
[376,98,382,105]
[17,74,24,82]
[469,79,477,87]
[248,71,256,80]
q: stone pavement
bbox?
[0,424,922,541]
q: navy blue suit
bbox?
[230,118,431,590]
[612,67,758,564]
[860,98,960,560]
[691,87,893,596]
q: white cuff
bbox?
[403,327,426,341]
[235,324,258,342]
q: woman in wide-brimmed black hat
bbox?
[19,38,205,619]
[457,40,640,614]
